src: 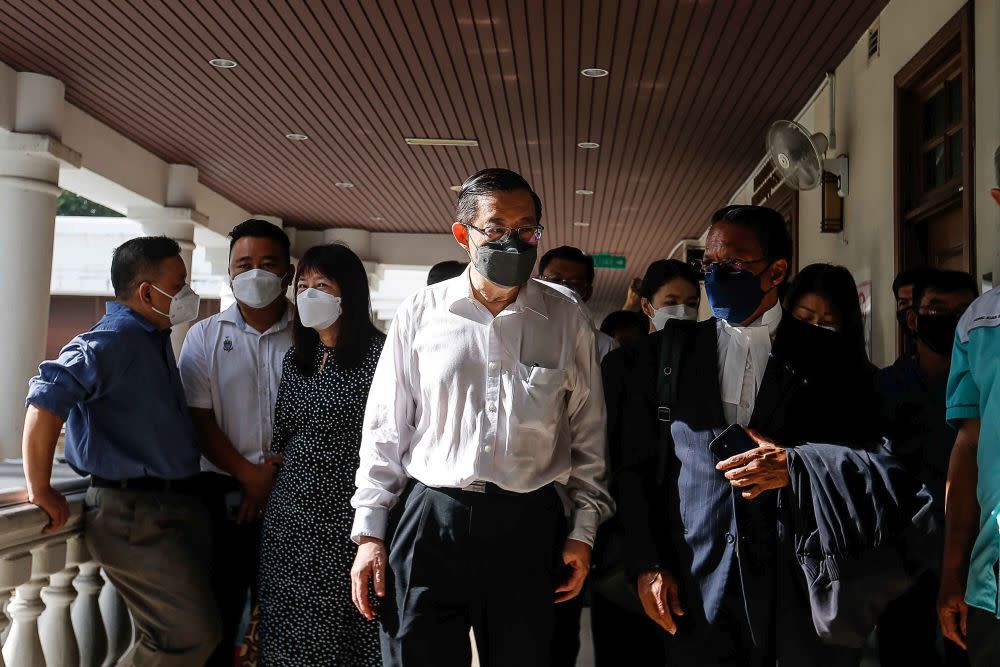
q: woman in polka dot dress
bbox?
[258,243,385,666]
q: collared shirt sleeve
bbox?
[563,318,613,546]
[351,305,417,543]
[946,332,979,426]
[26,331,121,420]
[177,321,213,410]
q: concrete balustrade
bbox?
[0,476,132,666]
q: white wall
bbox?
[731,0,998,367]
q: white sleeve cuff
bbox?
[351,506,389,544]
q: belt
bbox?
[432,480,551,498]
[90,475,201,495]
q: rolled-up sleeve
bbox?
[26,335,108,419]
[351,306,416,542]
[177,322,213,410]
[946,332,979,426]
[563,321,613,546]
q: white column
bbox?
[99,573,132,666]
[323,228,372,260]
[0,552,33,667]
[0,72,81,459]
[4,540,67,667]
[40,567,79,667]
[72,563,107,667]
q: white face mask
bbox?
[296,288,343,331]
[231,269,285,309]
[150,284,201,326]
[651,304,698,330]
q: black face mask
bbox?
[896,309,911,332]
[772,315,857,378]
[470,234,538,289]
[916,312,961,356]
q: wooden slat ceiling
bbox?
[0,0,886,306]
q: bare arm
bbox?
[191,407,278,523]
[939,418,981,649]
[22,405,70,532]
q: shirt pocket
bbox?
[508,363,568,459]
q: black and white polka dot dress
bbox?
[257,334,386,666]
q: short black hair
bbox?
[538,246,595,285]
[710,205,793,264]
[110,236,181,298]
[455,168,542,227]
[912,269,979,310]
[427,260,468,285]
[600,310,647,338]
[891,266,933,299]
[639,259,701,301]
[229,218,291,262]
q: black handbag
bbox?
[590,325,686,614]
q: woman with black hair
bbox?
[638,259,702,331]
[257,243,385,666]
[772,262,879,446]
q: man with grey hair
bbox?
[938,144,1000,666]
[350,168,611,666]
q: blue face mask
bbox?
[704,265,770,324]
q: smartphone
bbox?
[708,424,758,462]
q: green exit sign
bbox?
[591,253,627,270]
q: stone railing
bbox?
[0,471,132,666]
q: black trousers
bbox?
[878,571,969,667]
[590,589,666,667]
[379,481,565,667]
[967,606,1000,667]
[550,589,584,667]
[200,472,262,667]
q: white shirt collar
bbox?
[444,266,548,320]
[717,301,783,410]
[218,300,293,334]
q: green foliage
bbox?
[56,191,122,217]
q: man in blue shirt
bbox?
[22,235,221,667]
[939,145,1000,666]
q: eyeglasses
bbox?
[699,257,767,274]
[465,223,544,245]
[540,275,589,292]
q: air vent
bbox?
[867,21,880,64]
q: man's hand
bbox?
[716,429,789,499]
[637,569,684,634]
[938,572,969,649]
[235,457,282,524]
[555,539,592,603]
[351,536,388,620]
[623,277,643,311]
[29,486,70,533]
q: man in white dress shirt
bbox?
[350,168,612,667]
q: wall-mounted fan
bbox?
[766,119,849,197]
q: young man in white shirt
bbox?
[177,219,294,667]
[349,168,612,667]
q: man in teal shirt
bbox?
[939,145,1000,665]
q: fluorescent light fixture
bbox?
[285,133,309,141]
[580,68,609,78]
[450,185,463,192]
[335,182,355,189]
[575,189,594,196]
[574,221,590,227]
[405,138,479,147]
[209,58,238,69]
[577,141,600,149]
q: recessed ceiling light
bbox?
[450,185,463,192]
[574,221,591,227]
[335,182,355,189]
[577,141,600,149]
[581,68,609,78]
[209,58,238,69]
[405,137,479,147]
[575,189,594,196]
[370,215,384,221]
[285,133,309,141]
